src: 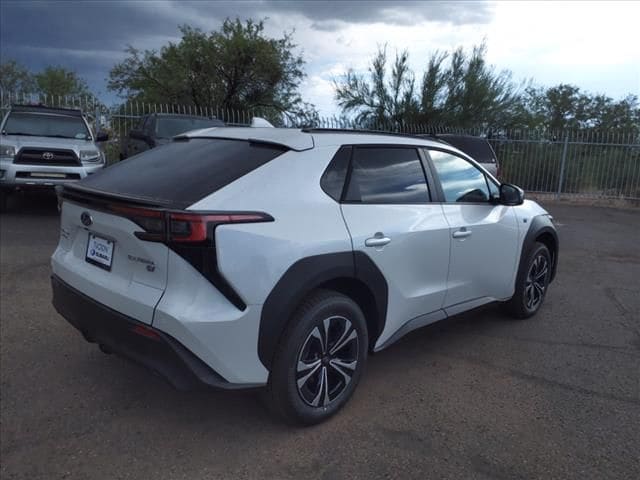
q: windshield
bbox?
[2,112,91,140]
[156,117,223,138]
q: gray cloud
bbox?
[0,0,492,98]
[266,1,493,30]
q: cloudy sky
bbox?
[1,0,639,115]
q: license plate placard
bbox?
[85,233,114,270]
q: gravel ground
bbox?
[1,192,639,480]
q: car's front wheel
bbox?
[505,242,552,318]
[264,290,368,425]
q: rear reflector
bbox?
[131,324,161,341]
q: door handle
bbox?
[365,233,391,247]
[452,227,472,239]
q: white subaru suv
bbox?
[51,126,558,424]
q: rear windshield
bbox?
[438,135,496,164]
[156,117,224,138]
[76,138,287,207]
[2,112,91,140]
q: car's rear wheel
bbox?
[264,289,368,425]
[505,242,551,318]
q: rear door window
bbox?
[344,147,429,204]
[77,138,287,207]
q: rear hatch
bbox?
[51,137,289,324]
[53,192,170,325]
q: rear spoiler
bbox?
[58,183,175,210]
[175,127,315,152]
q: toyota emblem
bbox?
[42,152,55,160]
[81,212,93,227]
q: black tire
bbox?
[264,289,368,425]
[505,242,552,319]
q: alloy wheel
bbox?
[525,254,549,310]
[296,315,359,408]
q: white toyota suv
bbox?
[51,127,558,424]
[0,105,108,210]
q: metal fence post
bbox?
[556,134,569,200]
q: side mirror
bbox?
[499,183,525,206]
[96,133,109,142]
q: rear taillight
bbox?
[168,213,270,243]
[109,205,273,244]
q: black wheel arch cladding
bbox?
[521,214,559,282]
[258,251,388,370]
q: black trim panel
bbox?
[258,251,388,370]
[51,275,263,391]
[374,309,447,352]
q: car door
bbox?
[339,146,451,348]
[425,148,520,314]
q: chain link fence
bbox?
[2,92,639,202]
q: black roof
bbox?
[10,104,83,117]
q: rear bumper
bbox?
[51,274,262,391]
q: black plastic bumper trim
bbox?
[51,275,264,391]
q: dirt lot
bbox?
[1,193,639,480]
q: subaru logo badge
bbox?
[81,212,93,227]
[42,152,55,160]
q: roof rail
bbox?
[300,128,447,143]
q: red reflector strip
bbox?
[131,324,161,340]
[110,204,163,218]
[229,214,268,222]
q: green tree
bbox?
[34,66,93,99]
[334,46,419,127]
[335,43,522,128]
[108,19,316,121]
[519,84,640,132]
[0,60,36,97]
[588,94,640,131]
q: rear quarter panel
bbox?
[188,146,353,306]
